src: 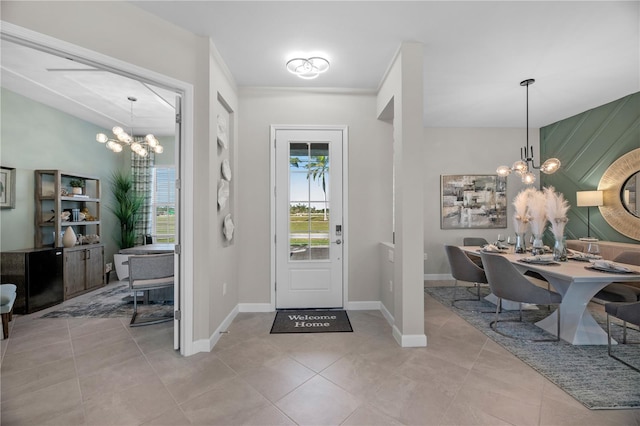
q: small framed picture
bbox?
[0,166,16,209]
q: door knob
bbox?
[332,239,342,245]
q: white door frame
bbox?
[2,22,195,355]
[270,125,349,310]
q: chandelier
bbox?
[96,96,163,156]
[286,56,330,80]
[496,79,560,184]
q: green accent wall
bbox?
[541,92,640,243]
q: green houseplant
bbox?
[109,171,144,249]
[69,179,85,195]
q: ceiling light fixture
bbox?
[497,79,561,184]
[96,96,163,156]
[286,56,330,80]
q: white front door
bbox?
[275,128,344,309]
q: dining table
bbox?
[462,246,640,345]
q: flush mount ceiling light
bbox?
[286,56,330,80]
[96,96,163,157]
[497,79,561,184]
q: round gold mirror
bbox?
[621,171,639,217]
[598,148,640,240]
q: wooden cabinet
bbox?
[34,170,105,300]
[34,170,101,248]
[63,244,104,299]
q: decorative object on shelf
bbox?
[286,56,330,80]
[440,174,507,229]
[60,211,71,222]
[217,180,229,209]
[60,187,69,196]
[0,166,16,209]
[81,207,96,221]
[512,188,535,253]
[110,171,143,249]
[217,114,228,149]
[223,214,235,241]
[62,226,76,248]
[69,179,85,195]
[96,96,163,156]
[527,189,547,256]
[496,79,561,184]
[80,234,100,245]
[576,190,603,241]
[545,186,570,261]
[71,208,80,222]
[221,159,232,181]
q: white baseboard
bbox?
[379,302,394,327]
[392,325,427,347]
[192,304,240,354]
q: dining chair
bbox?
[605,300,640,372]
[480,252,563,341]
[128,253,175,327]
[463,237,488,247]
[595,252,640,302]
[444,245,491,312]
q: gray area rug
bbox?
[271,310,353,333]
[425,286,640,410]
[40,282,173,320]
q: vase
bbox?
[62,226,76,248]
[72,187,82,195]
[515,233,527,254]
[553,235,567,261]
[531,234,545,256]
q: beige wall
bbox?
[423,127,537,276]
[237,88,392,306]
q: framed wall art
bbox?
[0,166,16,209]
[441,174,507,229]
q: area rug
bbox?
[40,281,173,320]
[270,310,353,334]
[425,286,640,410]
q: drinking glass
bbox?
[587,243,600,257]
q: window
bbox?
[152,167,176,243]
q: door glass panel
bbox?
[289,142,330,260]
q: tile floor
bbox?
[1,280,639,426]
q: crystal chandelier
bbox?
[96,96,163,156]
[497,79,560,184]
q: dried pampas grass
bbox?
[544,186,570,237]
[528,189,548,236]
[513,188,535,233]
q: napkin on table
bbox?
[481,244,503,253]
[592,260,632,273]
[522,254,554,262]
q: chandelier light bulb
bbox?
[522,172,536,185]
[112,126,124,135]
[154,145,164,154]
[496,165,511,177]
[96,133,108,143]
[512,160,528,175]
[540,158,561,174]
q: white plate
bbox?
[217,180,229,209]
[221,159,232,181]
[223,214,234,241]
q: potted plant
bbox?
[109,171,144,250]
[69,179,85,195]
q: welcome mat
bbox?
[270,310,353,334]
[425,286,640,410]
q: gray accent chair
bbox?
[480,252,563,341]
[444,245,491,312]
[1,284,17,339]
[605,301,640,372]
[463,237,488,247]
[596,252,640,302]
[128,253,174,327]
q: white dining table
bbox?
[462,246,640,345]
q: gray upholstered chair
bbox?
[128,253,174,327]
[480,252,562,341]
[595,252,640,302]
[605,301,640,372]
[463,237,488,247]
[444,245,491,311]
[1,284,17,339]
